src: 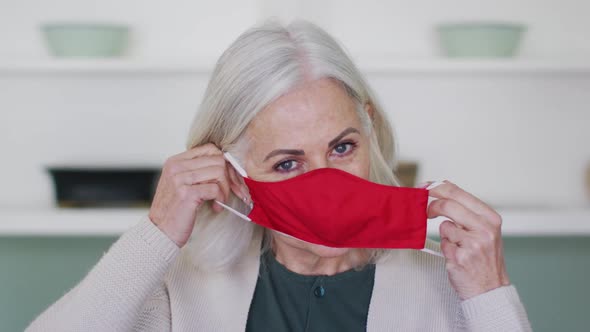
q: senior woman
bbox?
[27,20,531,331]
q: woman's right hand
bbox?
[148,143,248,248]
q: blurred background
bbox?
[1,0,589,331]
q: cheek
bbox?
[338,144,371,179]
[357,141,372,178]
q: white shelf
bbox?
[0,58,215,74]
[358,58,590,74]
[427,208,590,237]
[0,208,146,236]
[0,207,589,237]
[2,58,590,75]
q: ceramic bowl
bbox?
[42,23,129,57]
[437,23,526,57]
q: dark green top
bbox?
[246,250,376,331]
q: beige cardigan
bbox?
[26,214,532,331]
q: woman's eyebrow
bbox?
[263,149,305,162]
[328,127,359,148]
[262,127,359,162]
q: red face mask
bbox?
[216,153,442,256]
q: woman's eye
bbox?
[332,142,355,156]
[274,160,297,172]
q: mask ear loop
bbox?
[223,152,248,178]
[212,152,253,219]
[418,180,446,258]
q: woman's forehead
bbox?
[246,79,360,144]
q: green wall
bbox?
[1,236,589,331]
[0,237,114,331]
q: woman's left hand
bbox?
[426,180,511,300]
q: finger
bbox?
[428,181,500,222]
[170,143,222,161]
[175,166,230,203]
[439,220,468,245]
[440,237,459,262]
[428,198,487,231]
[185,183,224,209]
[168,155,226,175]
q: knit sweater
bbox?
[25,214,532,331]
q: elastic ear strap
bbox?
[214,200,252,221]
[420,248,444,257]
[214,200,303,242]
[223,152,248,178]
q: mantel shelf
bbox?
[2,58,590,75]
[0,207,588,237]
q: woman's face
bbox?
[243,77,372,258]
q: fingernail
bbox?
[425,181,446,190]
[417,181,432,189]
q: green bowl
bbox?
[437,23,526,57]
[41,23,129,57]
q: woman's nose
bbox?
[307,157,329,171]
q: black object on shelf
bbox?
[395,161,419,187]
[46,166,161,208]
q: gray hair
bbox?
[184,19,400,271]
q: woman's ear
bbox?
[364,102,374,121]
